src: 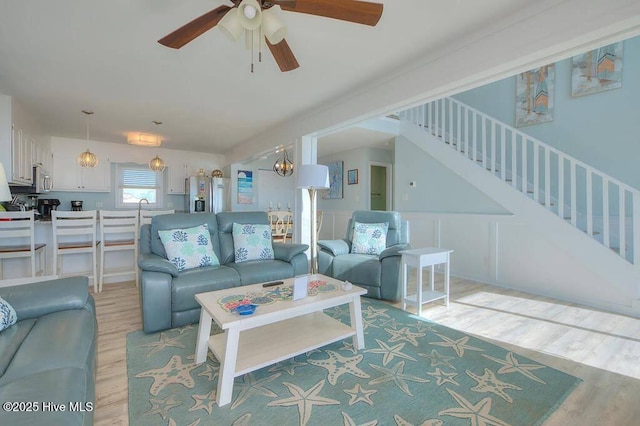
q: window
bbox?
[116,164,163,209]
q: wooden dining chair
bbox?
[268,211,293,244]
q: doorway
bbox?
[369,162,392,211]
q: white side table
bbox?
[400,247,453,315]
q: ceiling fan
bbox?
[158,0,384,72]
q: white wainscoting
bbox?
[318,210,640,317]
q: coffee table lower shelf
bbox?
[208,311,354,376]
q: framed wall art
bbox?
[571,42,623,97]
[323,161,343,199]
[347,169,358,185]
[237,170,253,204]
[515,64,555,128]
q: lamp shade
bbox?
[0,163,12,202]
[297,164,329,189]
[261,9,287,44]
[149,155,166,172]
[219,8,243,41]
[78,149,99,168]
[237,0,262,30]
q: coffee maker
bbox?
[37,199,60,220]
[71,201,83,211]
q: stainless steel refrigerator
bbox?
[185,176,230,213]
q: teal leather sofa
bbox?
[317,210,410,301]
[0,277,97,426]
[138,211,309,333]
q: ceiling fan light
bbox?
[218,8,243,41]
[237,0,262,30]
[262,9,287,44]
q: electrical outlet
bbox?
[167,202,173,208]
[96,202,102,208]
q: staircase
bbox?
[399,97,640,306]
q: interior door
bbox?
[370,165,387,211]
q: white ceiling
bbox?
[1,1,639,160]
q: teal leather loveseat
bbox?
[137,211,309,333]
[0,276,97,426]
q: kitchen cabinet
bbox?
[0,94,34,186]
[167,161,188,194]
[52,151,110,192]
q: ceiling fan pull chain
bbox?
[259,26,263,63]
[251,29,255,73]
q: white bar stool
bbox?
[0,210,46,279]
[99,210,139,292]
[400,247,453,316]
[52,210,99,292]
[139,209,175,227]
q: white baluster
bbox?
[448,98,453,147]
[511,130,517,188]
[545,148,551,210]
[559,156,565,219]
[500,124,505,180]
[586,170,593,238]
[533,139,539,202]
[571,161,577,227]
[633,192,640,264]
[619,187,626,259]
[522,135,528,194]
[603,179,610,248]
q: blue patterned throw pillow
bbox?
[232,223,274,263]
[351,221,389,255]
[0,296,17,332]
[158,224,220,272]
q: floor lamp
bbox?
[297,164,329,274]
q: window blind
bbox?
[120,167,158,187]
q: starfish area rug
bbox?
[127,298,580,426]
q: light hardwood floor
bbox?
[93,278,640,425]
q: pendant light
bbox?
[149,155,166,172]
[77,110,98,168]
[273,148,293,177]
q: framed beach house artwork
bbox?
[515,64,555,128]
[571,42,623,97]
[323,161,343,199]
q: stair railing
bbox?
[400,97,639,264]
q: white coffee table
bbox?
[194,274,367,407]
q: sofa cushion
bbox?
[232,223,274,263]
[0,309,96,385]
[0,367,94,426]
[351,221,389,255]
[171,265,240,312]
[158,224,220,271]
[150,213,221,261]
[216,211,271,264]
[0,319,36,378]
[0,297,17,332]
[332,254,382,287]
[227,259,294,285]
[347,211,403,247]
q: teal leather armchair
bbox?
[317,211,410,301]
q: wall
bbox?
[45,137,224,212]
[317,146,393,212]
[393,136,510,214]
[454,34,640,190]
[318,210,638,317]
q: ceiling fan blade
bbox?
[158,5,232,49]
[274,0,383,26]
[267,39,300,72]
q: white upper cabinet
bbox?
[0,95,37,185]
[51,140,110,192]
